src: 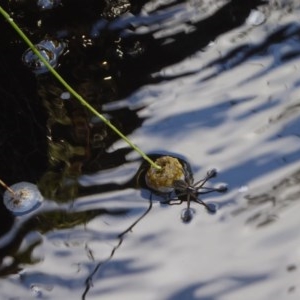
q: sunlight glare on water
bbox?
[84,2,300,300]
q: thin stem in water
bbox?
[0,6,161,170]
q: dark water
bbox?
[1,0,300,299]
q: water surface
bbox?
[1,0,300,299]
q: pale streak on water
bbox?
[2,1,300,299]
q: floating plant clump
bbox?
[3,182,44,215]
[145,156,184,193]
[22,39,67,75]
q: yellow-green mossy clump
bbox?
[145,156,184,193]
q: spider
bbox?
[162,168,228,222]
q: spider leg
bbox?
[193,169,218,190]
[181,192,195,223]
[192,178,207,188]
[195,199,217,213]
[186,193,191,210]
[190,193,212,210]
[193,176,212,190]
[196,185,228,194]
[195,199,212,210]
[196,188,219,195]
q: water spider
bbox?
[163,169,228,222]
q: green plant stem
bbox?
[0,6,161,170]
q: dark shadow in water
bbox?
[34,66,145,200]
[114,0,268,96]
[0,201,14,240]
[0,19,48,184]
[130,0,187,14]
[0,205,128,277]
[200,22,300,84]
[141,102,233,137]
[17,256,153,298]
[82,259,154,296]
[82,195,153,299]
[231,166,300,228]
[167,273,269,300]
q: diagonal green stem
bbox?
[0,6,161,170]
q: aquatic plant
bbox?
[145,156,184,193]
[0,6,161,171]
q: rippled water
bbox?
[1,0,300,299]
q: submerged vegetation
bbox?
[0,5,161,171]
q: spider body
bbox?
[163,168,227,222]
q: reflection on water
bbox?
[232,166,300,227]
[0,204,128,277]
[1,0,300,299]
